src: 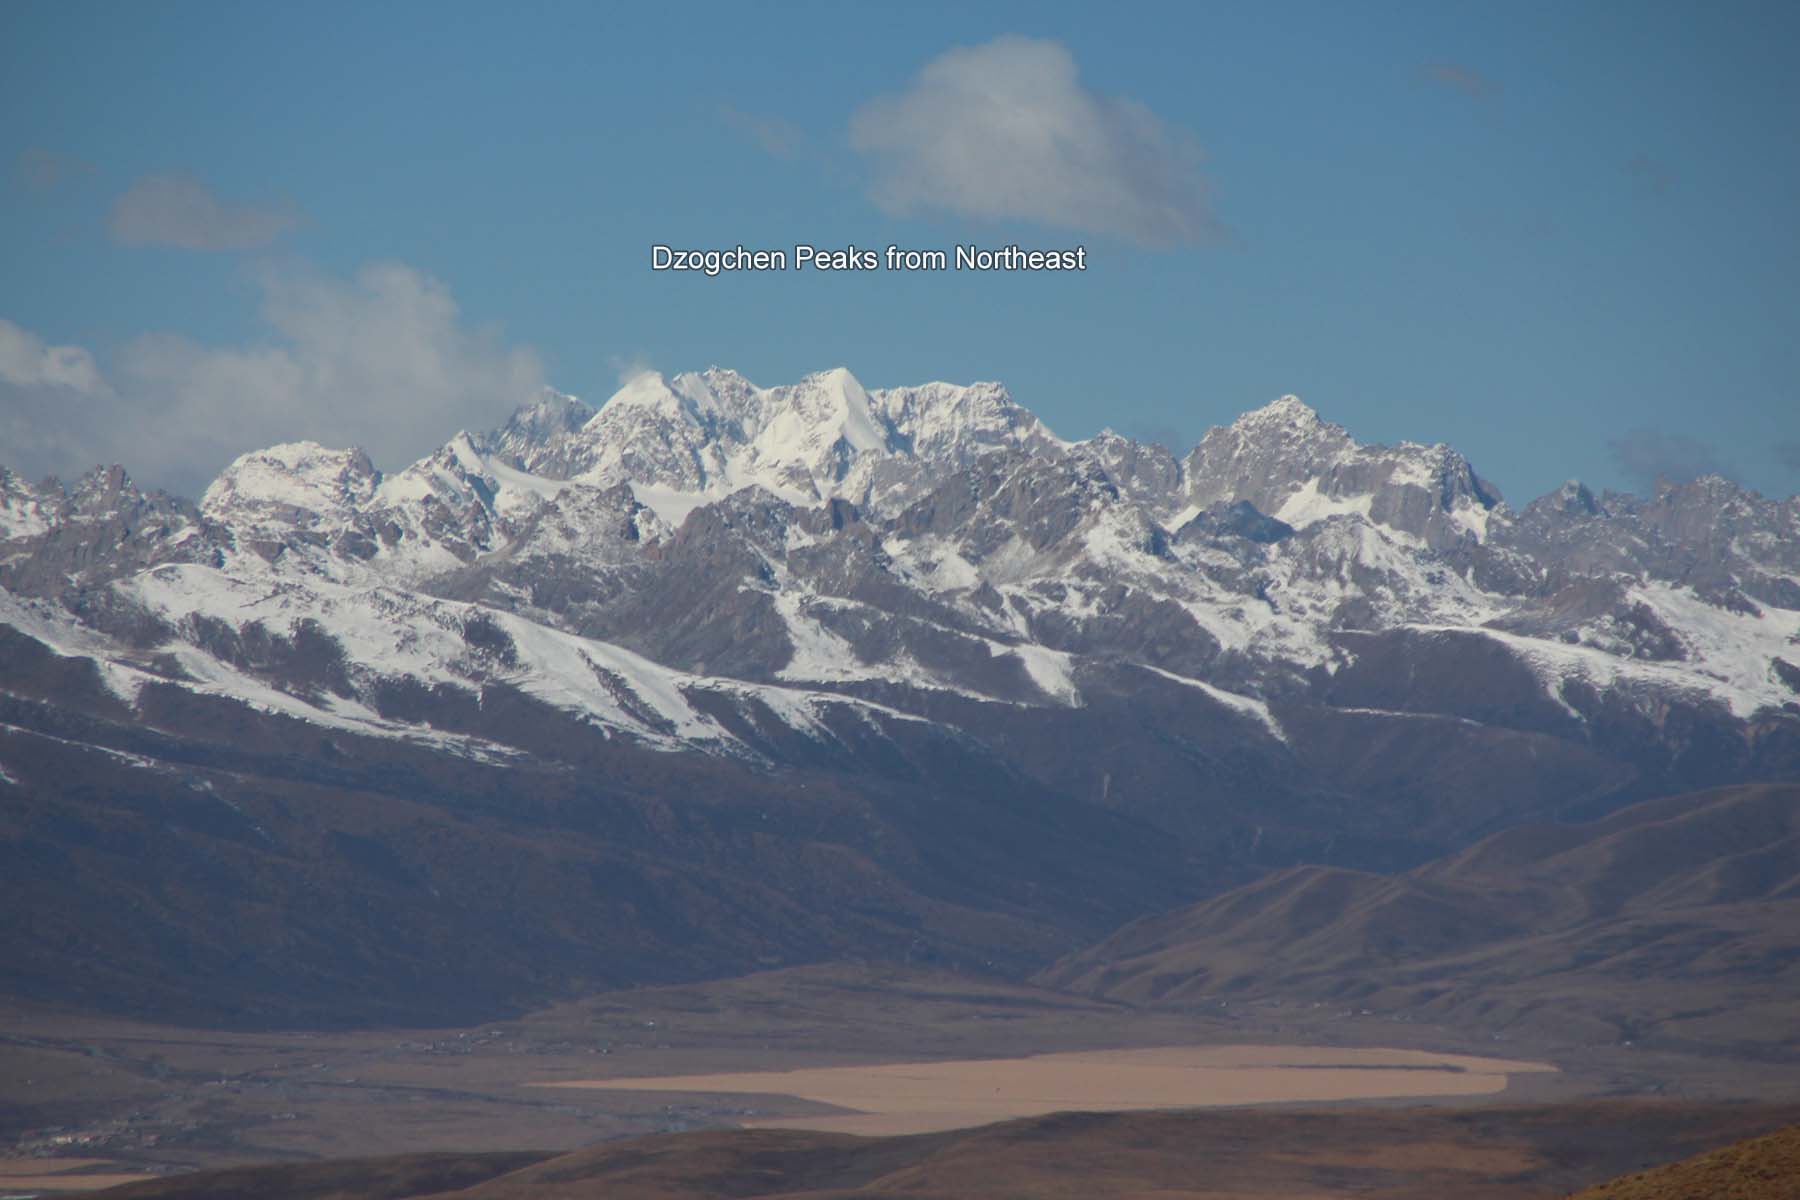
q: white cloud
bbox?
[0,319,109,395]
[0,319,117,488]
[607,350,658,388]
[108,172,300,250]
[849,36,1218,246]
[0,263,545,496]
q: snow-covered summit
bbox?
[1235,393,1332,432]
[483,388,594,465]
[1184,396,1502,548]
[500,367,1064,524]
[202,442,381,533]
[875,379,1060,460]
[733,367,895,490]
[181,378,1517,588]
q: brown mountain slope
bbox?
[68,1102,1800,1200]
[1567,1123,1800,1200]
[52,1151,553,1200]
[1036,782,1800,1055]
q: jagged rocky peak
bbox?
[1075,430,1184,510]
[1537,480,1604,518]
[0,463,212,595]
[1184,395,1354,512]
[892,445,1124,562]
[200,441,381,531]
[688,364,761,402]
[579,372,674,435]
[1235,393,1337,437]
[569,371,733,494]
[57,464,197,539]
[627,368,1061,467]
[1643,475,1800,573]
[67,463,133,509]
[480,387,595,468]
[538,367,1072,525]
[1658,472,1742,503]
[1182,395,1502,549]
[0,466,55,541]
[378,433,505,513]
[2,462,189,540]
[482,386,629,480]
[506,387,593,439]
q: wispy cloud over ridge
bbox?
[0,319,109,395]
[1609,428,1730,492]
[108,172,300,251]
[850,36,1219,247]
[0,264,543,496]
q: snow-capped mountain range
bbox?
[7,365,1800,1024]
[5,366,1796,758]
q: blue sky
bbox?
[3,0,1796,502]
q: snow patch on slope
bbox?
[1142,664,1287,742]
[773,591,866,684]
[1012,643,1081,706]
[1629,582,1800,715]
[1444,605,1800,720]
[1275,478,1375,528]
[124,565,746,750]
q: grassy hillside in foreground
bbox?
[1567,1123,1800,1200]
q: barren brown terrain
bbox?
[6,962,1796,1195]
[8,784,1799,1195]
[58,1102,1800,1200]
[1041,783,1800,1061]
[0,1156,152,1194]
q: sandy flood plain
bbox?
[539,1043,1558,1136]
[0,1156,154,1192]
